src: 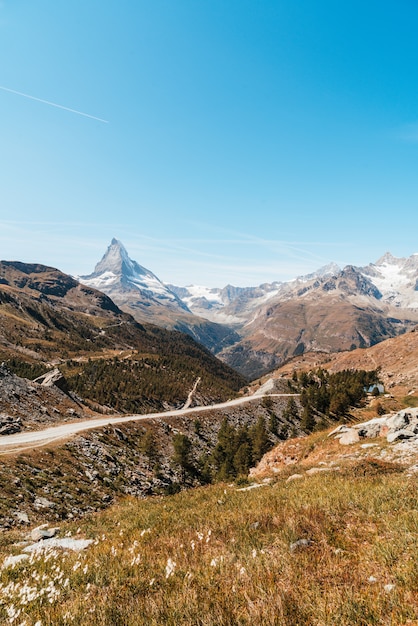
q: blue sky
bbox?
[1,1,418,287]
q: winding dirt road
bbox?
[0,393,299,454]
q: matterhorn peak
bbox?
[89,238,137,278]
[79,239,190,311]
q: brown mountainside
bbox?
[220,267,418,378]
[269,328,418,397]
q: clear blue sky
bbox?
[1,1,418,287]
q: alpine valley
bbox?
[80,240,418,378]
[2,243,418,626]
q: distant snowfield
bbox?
[363,260,418,309]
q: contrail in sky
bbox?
[0,85,109,123]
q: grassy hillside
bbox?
[1,461,417,625]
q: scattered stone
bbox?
[286,473,304,482]
[368,576,377,583]
[33,497,55,510]
[15,511,29,524]
[2,554,29,569]
[290,538,313,552]
[331,408,418,449]
[30,526,58,542]
[306,466,340,475]
[386,411,410,432]
[384,583,396,593]
[236,483,267,492]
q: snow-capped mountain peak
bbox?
[360,252,418,309]
[79,239,188,307]
[89,238,151,281]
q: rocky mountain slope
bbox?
[218,255,418,378]
[79,239,239,353]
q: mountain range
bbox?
[78,240,418,378]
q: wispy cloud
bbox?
[0,86,109,123]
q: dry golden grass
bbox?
[0,466,417,625]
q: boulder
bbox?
[387,429,417,443]
[30,526,58,542]
[357,422,382,439]
[33,368,69,393]
[386,411,410,432]
[339,429,360,445]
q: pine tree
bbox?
[250,416,269,463]
[172,433,194,480]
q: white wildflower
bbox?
[165,558,176,578]
[130,554,141,566]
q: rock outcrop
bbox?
[330,409,418,445]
